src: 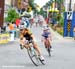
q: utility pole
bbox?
[69,0,72,11]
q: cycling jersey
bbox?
[42,32,50,38]
[24,33,33,41]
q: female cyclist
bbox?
[41,26,52,49]
[20,28,44,61]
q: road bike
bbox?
[25,40,45,66]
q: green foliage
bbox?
[57,29,63,36]
[58,14,64,27]
[5,9,19,22]
[39,8,44,15]
[28,0,39,14]
[29,0,36,10]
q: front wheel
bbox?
[27,48,39,66]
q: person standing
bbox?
[15,18,20,28]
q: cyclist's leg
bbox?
[48,38,52,48]
[33,42,41,56]
[44,38,49,48]
[33,41,44,61]
[44,38,51,48]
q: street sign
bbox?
[0,0,5,27]
[67,11,73,20]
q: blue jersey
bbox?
[42,32,50,38]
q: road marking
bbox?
[2,65,24,68]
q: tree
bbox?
[28,0,36,10]
[28,0,39,14]
[5,9,19,23]
[55,0,64,13]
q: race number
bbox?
[67,11,73,20]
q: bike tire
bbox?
[27,48,39,66]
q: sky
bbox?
[34,0,49,7]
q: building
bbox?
[5,0,11,6]
[0,0,5,27]
[4,0,12,18]
[11,0,29,9]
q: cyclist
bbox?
[20,28,45,61]
[41,25,52,49]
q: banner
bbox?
[0,0,5,27]
[67,11,73,20]
[0,33,10,44]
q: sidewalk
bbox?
[50,27,64,40]
[0,38,19,46]
[50,27,75,41]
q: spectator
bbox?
[15,18,20,28]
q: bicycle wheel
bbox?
[27,48,39,66]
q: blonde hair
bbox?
[20,28,31,38]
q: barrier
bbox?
[0,33,10,44]
[64,12,75,37]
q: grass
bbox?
[50,24,64,36]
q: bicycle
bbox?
[44,38,51,56]
[25,40,45,66]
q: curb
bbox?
[0,38,19,46]
[50,27,64,40]
[50,27,74,41]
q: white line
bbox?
[2,65,24,68]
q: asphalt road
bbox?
[0,25,75,69]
